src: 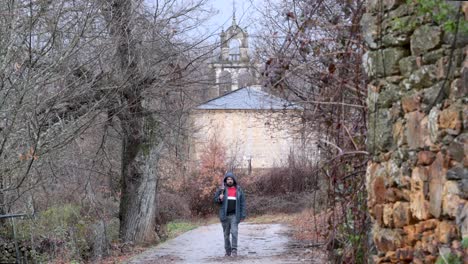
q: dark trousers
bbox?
[221,214,238,253]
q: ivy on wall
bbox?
[408,0,468,33]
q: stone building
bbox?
[190,86,310,171]
[189,15,315,172]
[362,1,467,263]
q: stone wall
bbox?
[0,242,37,263]
[362,1,467,263]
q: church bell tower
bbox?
[210,8,257,96]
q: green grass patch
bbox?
[435,253,462,264]
[166,221,199,239]
[164,216,218,240]
[462,237,468,249]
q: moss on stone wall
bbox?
[363,1,467,263]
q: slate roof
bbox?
[196,87,300,110]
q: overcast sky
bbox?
[204,0,261,40]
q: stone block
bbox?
[405,111,430,150]
[456,201,468,237]
[444,181,461,195]
[383,203,394,227]
[374,204,385,226]
[405,65,438,90]
[368,83,379,113]
[416,219,440,234]
[401,92,421,113]
[411,166,429,189]
[449,78,467,99]
[373,226,403,252]
[420,230,437,254]
[378,88,401,109]
[428,108,440,144]
[428,152,448,218]
[436,53,463,80]
[385,250,398,262]
[409,190,431,221]
[403,225,419,246]
[396,247,414,261]
[410,167,431,220]
[421,82,444,107]
[392,120,406,147]
[439,106,462,133]
[416,151,435,166]
[385,188,397,203]
[422,48,445,64]
[390,101,402,120]
[361,13,380,49]
[373,176,387,206]
[393,202,412,228]
[410,25,442,56]
[446,167,468,180]
[459,179,468,199]
[368,109,394,153]
[363,48,409,78]
[395,188,410,202]
[398,56,418,78]
[447,140,465,162]
[435,221,459,244]
[442,193,463,218]
[382,33,410,47]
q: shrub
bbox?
[187,136,227,216]
[247,192,315,216]
[156,191,191,224]
[245,166,318,195]
[7,204,118,262]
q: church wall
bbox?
[190,109,313,169]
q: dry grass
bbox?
[291,206,343,244]
[247,213,298,224]
[247,209,327,243]
[291,209,327,243]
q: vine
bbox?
[408,0,468,33]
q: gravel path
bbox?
[127,223,324,264]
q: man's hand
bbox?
[219,194,224,201]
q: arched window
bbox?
[229,39,241,61]
[219,71,232,94]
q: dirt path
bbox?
[127,223,325,264]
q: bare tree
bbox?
[0,0,109,218]
[1,0,215,246]
[253,0,369,261]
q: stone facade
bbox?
[191,109,309,170]
[362,1,467,263]
[209,16,258,96]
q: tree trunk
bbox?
[118,115,162,243]
[104,0,161,244]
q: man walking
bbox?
[214,172,246,257]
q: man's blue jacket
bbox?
[214,172,246,223]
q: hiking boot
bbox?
[231,249,237,257]
[225,251,231,257]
